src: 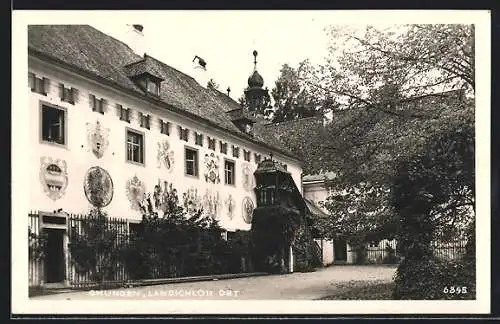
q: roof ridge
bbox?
[143,53,198,83]
[265,115,322,127]
[81,25,143,60]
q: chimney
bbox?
[126,24,146,56]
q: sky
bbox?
[92,11,335,100]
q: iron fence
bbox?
[28,211,132,288]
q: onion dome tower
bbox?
[244,50,270,116]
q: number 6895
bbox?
[443,286,468,294]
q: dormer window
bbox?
[244,123,253,134]
[146,79,160,96]
[125,56,164,97]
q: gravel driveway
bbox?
[31,265,397,300]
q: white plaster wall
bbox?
[303,182,329,210]
[314,239,334,266]
[28,57,303,232]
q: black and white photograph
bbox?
[11,10,491,315]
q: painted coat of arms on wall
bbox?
[144,179,179,216]
[242,196,255,224]
[204,152,220,184]
[86,120,110,159]
[40,157,68,201]
[224,194,236,220]
[83,166,114,208]
[125,175,146,211]
[202,190,222,219]
[242,163,255,191]
[182,187,202,214]
[157,140,175,171]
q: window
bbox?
[41,104,65,145]
[254,153,261,164]
[118,104,130,123]
[29,73,49,95]
[224,160,235,185]
[146,79,160,96]
[185,147,198,176]
[160,119,170,135]
[369,241,379,248]
[258,188,275,206]
[208,137,216,150]
[179,126,189,142]
[139,112,150,129]
[243,150,251,162]
[58,83,76,104]
[126,129,144,164]
[232,145,240,158]
[244,123,253,134]
[220,141,227,154]
[89,94,105,114]
[195,132,203,146]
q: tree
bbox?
[270,61,325,123]
[275,24,475,243]
[238,91,274,120]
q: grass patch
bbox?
[319,280,395,300]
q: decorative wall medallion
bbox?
[225,194,236,220]
[40,157,68,201]
[83,166,114,207]
[125,175,146,211]
[183,187,202,214]
[86,120,110,158]
[204,152,220,184]
[242,196,255,224]
[202,190,222,219]
[157,140,175,171]
[242,163,255,191]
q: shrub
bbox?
[68,209,128,283]
[28,227,47,262]
[124,184,250,280]
[393,255,475,300]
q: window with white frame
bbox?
[126,129,144,164]
[224,159,235,185]
[185,147,199,176]
[41,104,66,145]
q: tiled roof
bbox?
[302,172,336,183]
[124,56,165,80]
[27,25,300,161]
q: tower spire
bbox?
[253,50,258,71]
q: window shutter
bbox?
[43,77,50,95]
[58,83,65,100]
[28,72,35,90]
[101,99,107,113]
[89,94,96,110]
[72,88,79,103]
[116,103,121,115]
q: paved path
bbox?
[31,265,397,300]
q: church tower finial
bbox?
[244,49,269,116]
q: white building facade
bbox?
[28,25,303,231]
[27,25,305,286]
